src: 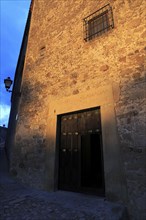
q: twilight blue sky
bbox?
[0,0,31,127]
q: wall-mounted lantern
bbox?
[4,77,21,96]
[4,77,13,92]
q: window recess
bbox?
[83,4,114,41]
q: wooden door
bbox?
[58,107,104,194]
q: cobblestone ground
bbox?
[0,173,128,220]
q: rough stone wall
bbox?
[11,0,146,219]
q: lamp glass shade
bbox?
[4,77,13,89]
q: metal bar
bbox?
[83,4,110,20]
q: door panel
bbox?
[90,133,103,188]
[81,134,91,187]
[71,134,80,189]
[59,134,72,189]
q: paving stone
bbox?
[0,173,128,220]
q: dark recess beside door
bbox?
[58,107,105,195]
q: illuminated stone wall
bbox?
[11,1,146,219]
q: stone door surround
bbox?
[45,84,127,203]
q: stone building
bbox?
[7,0,145,219]
[0,126,8,172]
[0,125,7,147]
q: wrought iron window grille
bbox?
[83,4,114,41]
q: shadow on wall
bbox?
[115,72,146,220]
[8,68,146,220]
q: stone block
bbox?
[100,65,109,72]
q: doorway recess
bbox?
[58,107,105,195]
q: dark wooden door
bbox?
[58,108,104,194]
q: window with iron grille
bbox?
[83,4,114,41]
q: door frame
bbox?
[45,84,127,203]
[57,107,105,195]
